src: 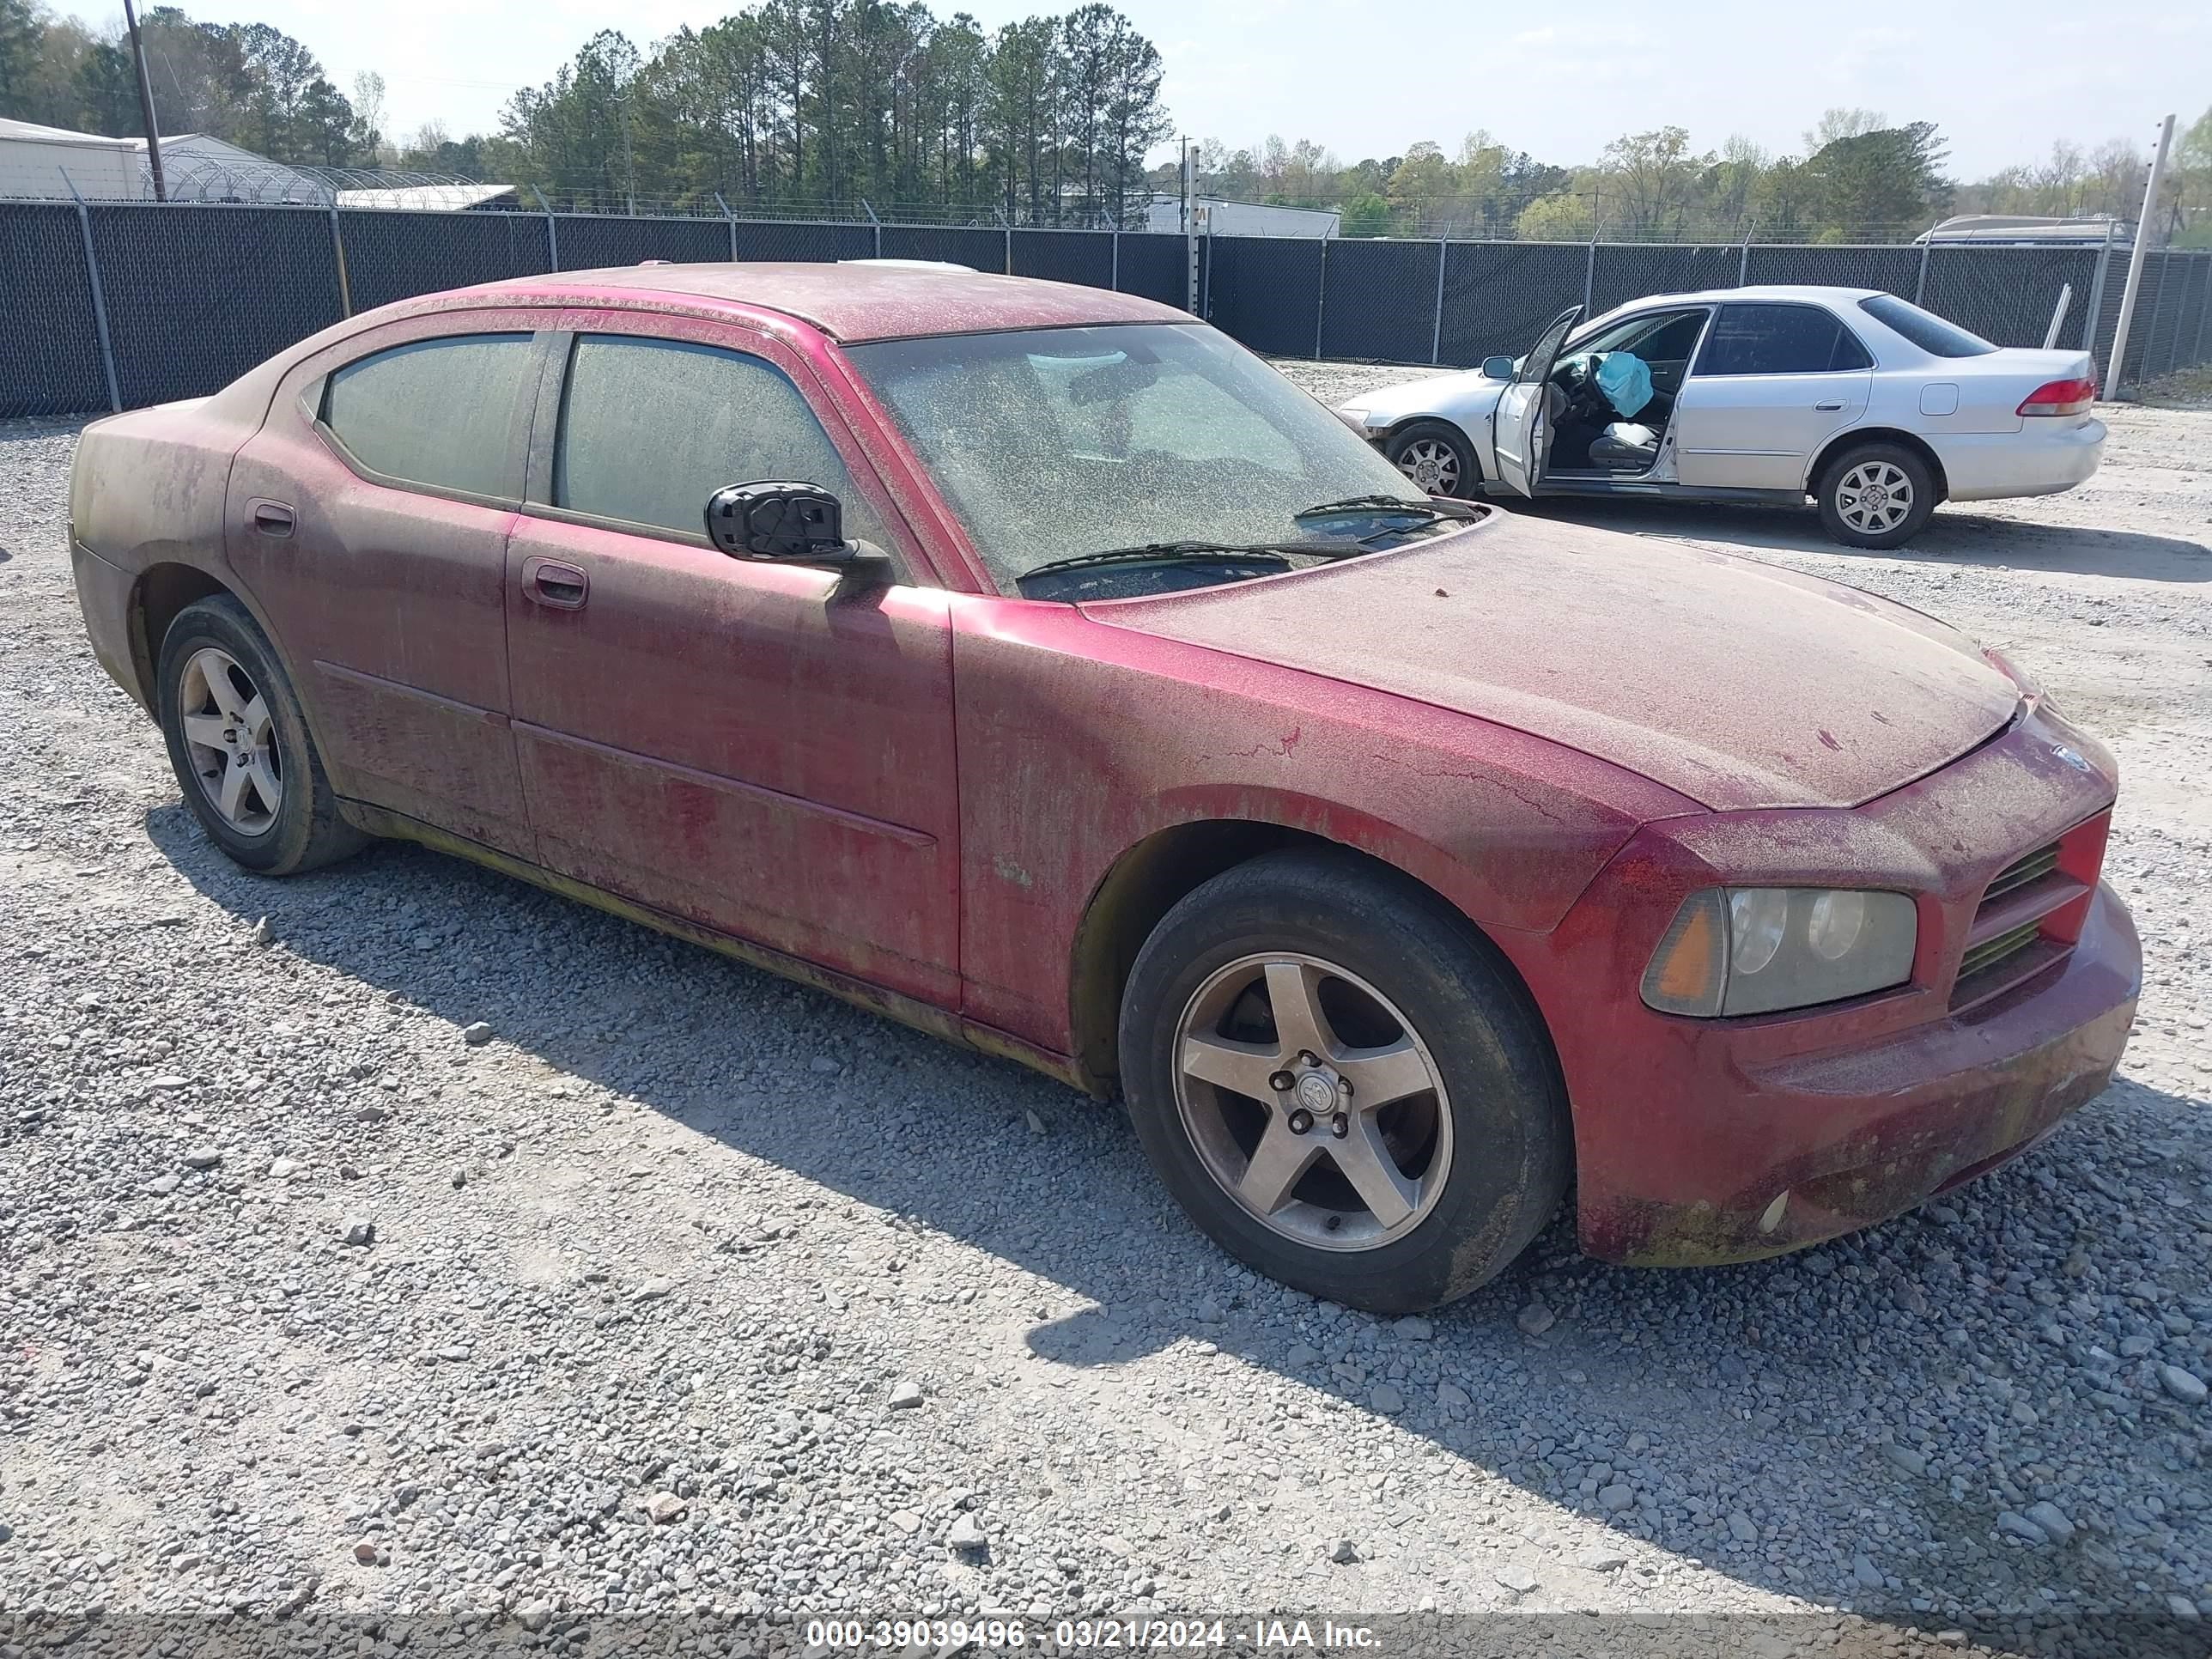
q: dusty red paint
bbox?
[68,262,2142,1268]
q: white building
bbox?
[1145,195,1340,239]
[0,117,143,200]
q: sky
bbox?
[133,0,2211,178]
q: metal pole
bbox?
[533,185,559,270]
[2042,283,2072,349]
[714,191,736,261]
[1738,222,1753,287]
[2081,223,2114,358]
[2185,248,2203,369]
[1110,228,1120,292]
[1913,222,1934,306]
[1314,236,1328,360]
[2108,112,2176,397]
[1431,238,1447,365]
[328,200,353,319]
[62,173,122,413]
[861,198,881,258]
[1005,223,1012,274]
[1583,227,1597,313]
[121,0,165,203]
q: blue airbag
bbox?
[1595,352,1653,418]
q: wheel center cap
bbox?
[1294,1072,1338,1115]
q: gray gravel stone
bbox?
[2160,1364,2208,1404]
[888,1379,924,1409]
[2024,1500,2075,1544]
[1516,1302,1555,1336]
[461,1021,493,1046]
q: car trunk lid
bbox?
[1081,513,2020,811]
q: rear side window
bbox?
[1696,304,1874,375]
[551,336,886,544]
[322,333,533,497]
[1858,294,1997,358]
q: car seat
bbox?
[1589,422,1660,471]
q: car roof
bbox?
[1592,284,1885,315]
[441,260,1193,343]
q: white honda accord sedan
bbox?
[1334,286,2106,549]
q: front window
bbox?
[845,323,1449,599]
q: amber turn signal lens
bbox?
[1641,889,1728,1017]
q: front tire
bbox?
[157,595,367,876]
[1384,421,1480,499]
[1817,441,1936,549]
[1118,850,1570,1314]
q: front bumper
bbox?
[1588,884,2136,1264]
[1499,699,2141,1266]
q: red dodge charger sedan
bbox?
[68,261,2140,1312]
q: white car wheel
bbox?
[1817,442,1937,550]
[1383,422,1477,499]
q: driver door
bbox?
[501,314,963,1006]
[1492,307,1582,496]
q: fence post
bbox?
[1737,222,1753,287]
[2081,226,2114,360]
[533,186,559,271]
[861,198,881,258]
[2108,113,2176,397]
[1431,238,1447,365]
[714,192,737,262]
[1110,228,1120,292]
[1005,223,1012,275]
[1201,222,1212,318]
[327,199,353,319]
[1913,222,1933,306]
[2193,252,2210,370]
[1314,236,1328,360]
[61,173,121,413]
[1583,228,1597,313]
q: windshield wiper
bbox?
[1294,493,1479,523]
[1018,540,1326,581]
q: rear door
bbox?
[1672,301,1875,490]
[501,314,963,1005]
[1492,306,1581,496]
[225,313,545,857]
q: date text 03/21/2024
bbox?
[803,1618,1381,1649]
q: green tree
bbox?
[1802,121,1949,237]
[1339,191,1389,237]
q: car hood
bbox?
[1337,369,1504,428]
[1081,512,2020,811]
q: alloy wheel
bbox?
[1394,438,1459,495]
[1835,460,1915,535]
[1172,951,1454,1251]
[177,646,283,836]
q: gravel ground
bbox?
[2,388,2209,1657]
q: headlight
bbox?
[1333,405,1371,432]
[1641,888,1917,1018]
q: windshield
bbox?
[1858,295,1996,358]
[845,323,1437,593]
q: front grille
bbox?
[1958,920,2040,982]
[1948,836,2082,1012]
[1982,842,2060,903]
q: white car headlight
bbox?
[1642,888,1917,1017]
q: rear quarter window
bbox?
[321,333,534,498]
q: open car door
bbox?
[1492,306,1582,496]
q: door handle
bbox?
[523,556,588,610]
[1814,400,1846,411]
[248,499,295,538]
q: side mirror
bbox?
[1480,355,1516,381]
[706,482,851,562]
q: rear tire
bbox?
[1118,850,1570,1314]
[1817,441,1936,549]
[157,595,368,876]
[1384,421,1480,499]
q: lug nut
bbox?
[1269,1070,1295,1092]
[1288,1109,1314,1135]
[1297,1052,1318,1067]
[1330,1113,1349,1139]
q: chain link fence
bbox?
[4,198,2209,419]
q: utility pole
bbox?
[2106,112,2175,397]
[122,0,166,202]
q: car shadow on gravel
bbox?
[1504,497,2212,583]
[145,801,2210,1652]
